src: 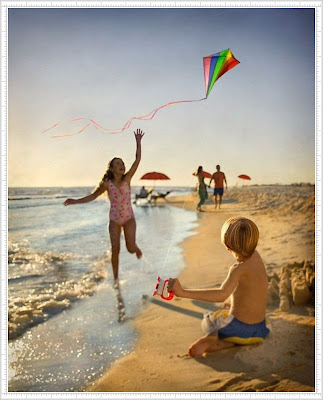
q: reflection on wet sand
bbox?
[113,283,126,322]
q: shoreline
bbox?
[88,190,315,392]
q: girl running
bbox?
[64,129,144,286]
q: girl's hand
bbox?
[64,198,76,206]
[134,128,145,142]
[168,278,185,298]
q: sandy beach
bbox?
[89,186,315,392]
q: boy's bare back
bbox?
[229,250,268,324]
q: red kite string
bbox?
[43,97,206,138]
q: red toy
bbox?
[153,276,174,300]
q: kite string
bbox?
[43,97,207,138]
[141,193,190,280]
[158,193,189,278]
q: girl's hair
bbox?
[99,157,124,186]
[221,217,259,259]
[196,166,203,174]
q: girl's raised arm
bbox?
[126,129,145,180]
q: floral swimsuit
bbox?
[108,180,134,226]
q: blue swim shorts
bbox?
[201,310,270,345]
[213,188,224,196]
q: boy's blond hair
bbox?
[221,217,259,259]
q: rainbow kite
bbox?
[203,49,240,98]
[43,49,239,138]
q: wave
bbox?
[9,197,33,201]
[8,274,44,283]
[9,201,64,210]
[9,195,67,201]
[8,244,110,340]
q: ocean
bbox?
[7,186,198,392]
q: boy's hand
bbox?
[134,128,145,142]
[168,278,185,298]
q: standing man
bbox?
[209,165,227,209]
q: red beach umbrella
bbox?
[140,172,170,188]
[141,172,170,180]
[238,174,251,181]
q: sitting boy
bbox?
[168,216,270,357]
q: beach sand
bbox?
[89,187,315,392]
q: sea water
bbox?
[7,187,198,392]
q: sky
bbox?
[7,4,316,188]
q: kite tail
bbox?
[43,97,207,138]
[51,123,92,139]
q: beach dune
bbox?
[89,186,315,392]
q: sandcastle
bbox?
[267,261,315,312]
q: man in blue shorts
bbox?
[209,165,227,209]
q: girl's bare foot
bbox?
[135,246,142,259]
[188,336,234,357]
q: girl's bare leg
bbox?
[109,220,122,280]
[123,218,142,259]
[188,335,235,357]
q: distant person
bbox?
[168,217,270,357]
[139,186,148,197]
[209,165,227,209]
[64,129,144,289]
[136,186,150,200]
[195,166,208,212]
